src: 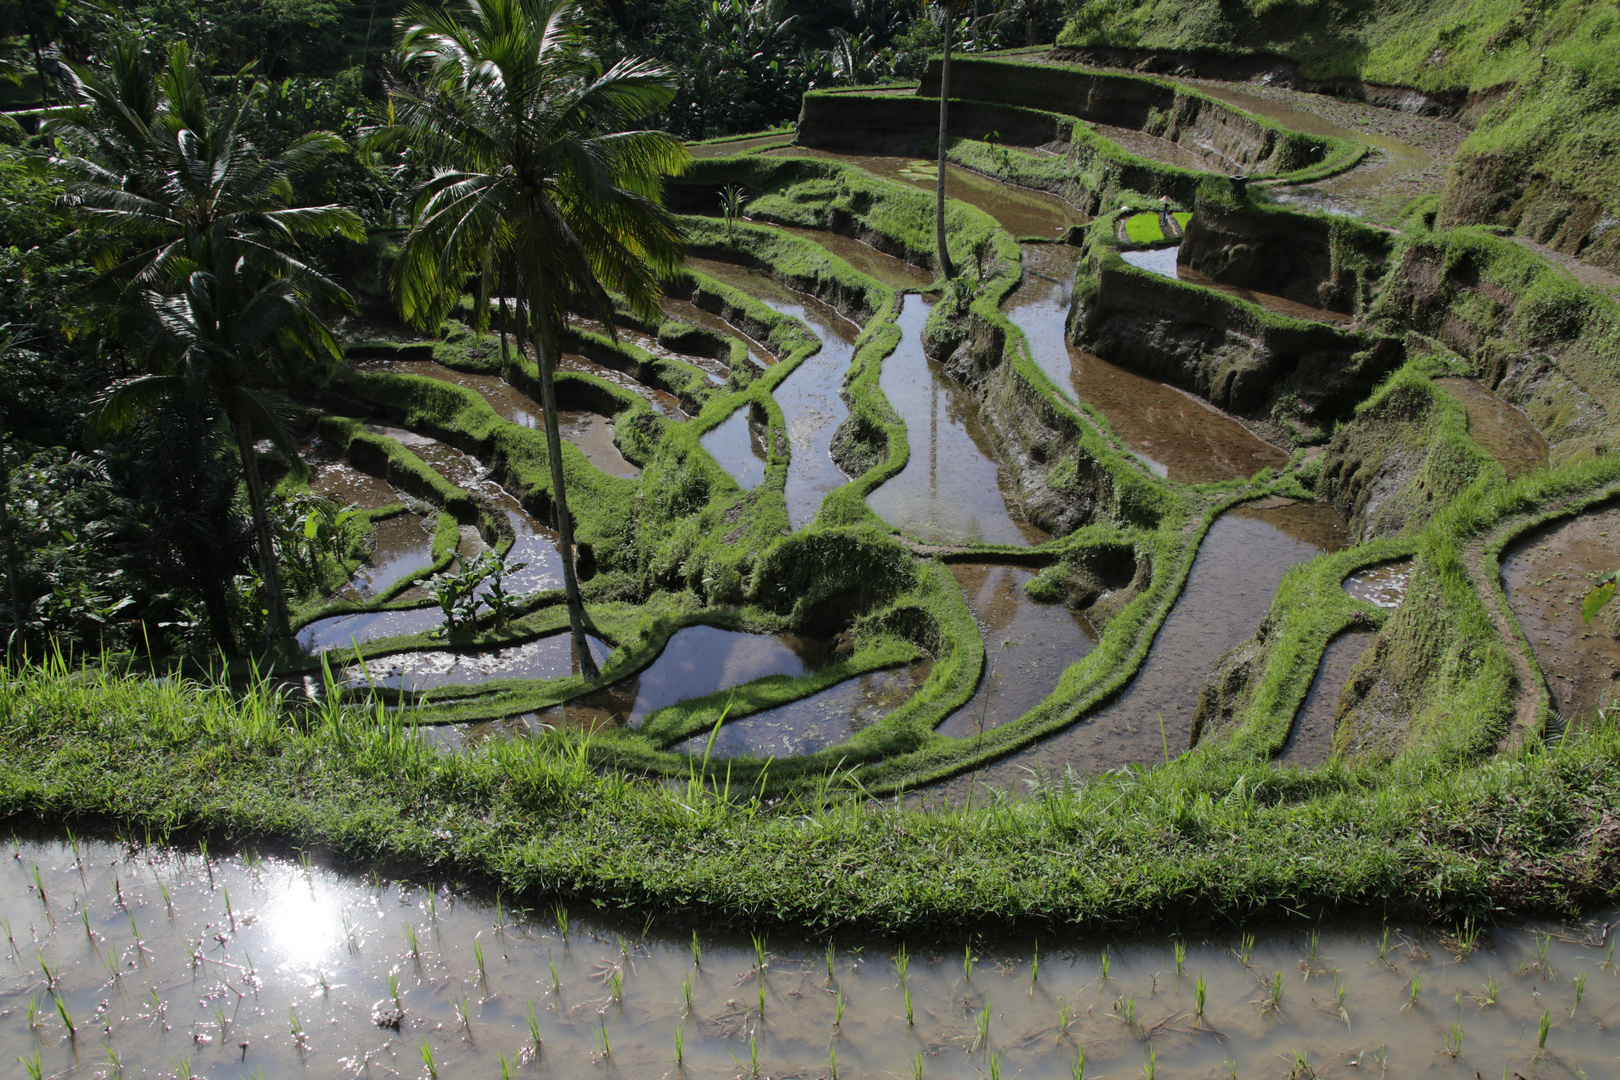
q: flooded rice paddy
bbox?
[1278,630,1377,768]
[701,406,770,490]
[867,296,1051,545]
[931,500,1348,802]
[1500,501,1620,723]
[295,606,447,657]
[1343,561,1413,610]
[4,836,1618,1080]
[526,625,832,730]
[676,663,934,760]
[1119,247,1354,325]
[1014,243,1289,482]
[689,257,862,530]
[936,564,1097,739]
[339,633,608,694]
[1435,376,1549,480]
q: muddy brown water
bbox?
[936,565,1098,739]
[1501,502,1620,723]
[1435,376,1549,480]
[357,358,640,478]
[1344,559,1413,609]
[768,146,1087,238]
[1277,629,1377,768]
[1119,246,1355,325]
[340,632,611,694]
[689,257,862,530]
[675,662,935,760]
[1092,121,1235,172]
[1015,243,1289,482]
[701,405,769,490]
[6,838,1618,1080]
[524,625,834,730]
[926,501,1349,802]
[867,295,1052,546]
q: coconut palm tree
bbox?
[384,0,688,680]
[46,38,364,651]
[932,0,958,279]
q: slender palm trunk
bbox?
[935,0,957,280]
[0,455,25,666]
[530,332,599,681]
[233,421,289,652]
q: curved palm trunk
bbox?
[233,420,289,652]
[531,335,600,681]
[935,0,957,280]
[0,454,25,665]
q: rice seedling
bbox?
[964,943,975,980]
[835,989,845,1027]
[526,1001,542,1055]
[554,903,569,940]
[19,1051,41,1080]
[1072,1047,1085,1080]
[1120,993,1137,1030]
[1444,1020,1464,1057]
[474,938,487,983]
[749,1031,760,1076]
[1538,933,1552,967]
[1058,995,1071,1035]
[160,882,173,920]
[682,972,694,1010]
[1572,970,1587,1015]
[1377,928,1390,961]
[1030,943,1040,985]
[1266,970,1284,1011]
[548,953,560,994]
[904,983,914,1025]
[100,948,121,981]
[53,993,75,1039]
[222,885,235,931]
[1143,1045,1156,1080]
[1306,930,1319,963]
[25,994,38,1030]
[387,971,400,1005]
[756,976,766,1017]
[288,1007,303,1040]
[825,939,835,981]
[104,1047,121,1077]
[2,916,15,957]
[1405,975,1423,1009]
[404,922,420,960]
[988,1050,1002,1080]
[128,911,141,948]
[1194,974,1206,1016]
[1454,918,1479,957]
[493,892,503,928]
[420,1040,438,1078]
[454,989,470,1032]
[1099,950,1111,981]
[1538,1009,1552,1050]
[1173,940,1186,975]
[911,1047,925,1080]
[174,1058,193,1080]
[752,934,768,971]
[690,930,701,967]
[78,906,92,942]
[1238,932,1255,965]
[1478,975,1500,1005]
[594,1019,611,1059]
[673,1020,685,1065]
[29,863,46,911]
[896,942,910,982]
[610,966,626,1004]
[827,1041,838,1080]
[975,996,991,1049]
[499,1055,512,1080]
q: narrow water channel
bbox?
[1012,243,1288,482]
[688,257,861,530]
[929,500,1348,801]
[5,837,1615,1080]
[1277,629,1377,767]
[867,295,1051,545]
[700,405,769,490]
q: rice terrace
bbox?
[3,0,1620,1075]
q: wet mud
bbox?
[1500,502,1620,723]
[769,146,1087,237]
[1014,243,1288,482]
[929,500,1348,801]
[1435,376,1549,479]
[675,662,934,759]
[1277,629,1377,767]
[867,295,1051,545]
[1094,121,1233,171]
[936,564,1098,738]
[658,297,776,366]
[7,837,1617,1080]
[529,625,833,729]
[1119,246,1355,325]
[690,256,862,530]
[557,351,688,420]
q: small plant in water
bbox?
[987,1050,1001,1080]
[834,989,845,1027]
[1143,1045,1156,1080]
[1194,974,1207,1017]
[1404,974,1423,1009]
[19,1051,41,1080]
[1098,950,1111,981]
[404,922,420,960]
[825,939,835,981]
[681,971,694,1010]
[594,1020,611,1059]
[1444,1020,1464,1058]
[1538,1009,1552,1050]
[420,1040,438,1078]
[526,1001,542,1056]
[1572,969,1587,1016]
[673,1020,684,1065]
[54,994,75,1039]
[554,903,569,940]
[689,930,700,967]
[1173,940,1186,975]
[1058,995,1071,1035]
[963,943,975,980]
[1030,942,1039,985]
[975,996,992,1049]
[1120,993,1137,1030]
[1266,970,1284,1012]
[1478,975,1500,1006]
[896,942,909,982]
[904,983,914,1025]
[1072,1047,1085,1080]
[911,1047,925,1080]
[1238,932,1255,965]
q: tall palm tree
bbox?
[46,38,364,651]
[385,0,689,680]
[933,0,958,279]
